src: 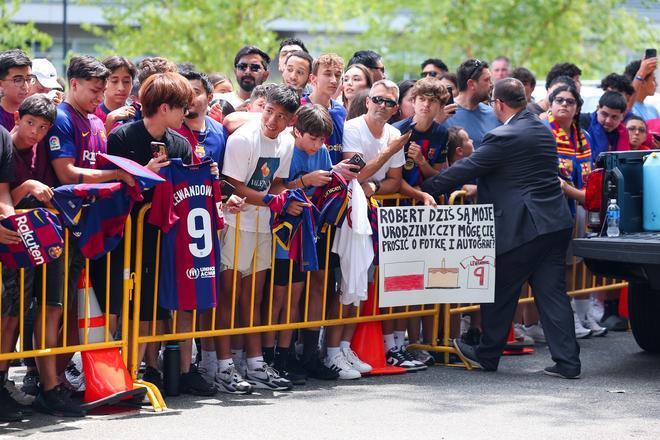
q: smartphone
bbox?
[347,153,366,173]
[446,86,456,114]
[653,132,660,142]
[150,141,167,158]
[401,121,417,135]
[219,179,236,201]
[645,48,657,59]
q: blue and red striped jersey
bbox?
[312,171,349,232]
[47,102,107,169]
[148,159,224,311]
[51,154,164,259]
[0,208,64,269]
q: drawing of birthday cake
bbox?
[426,258,459,289]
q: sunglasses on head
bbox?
[370,96,397,108]
[236,63,263,72]
[466,59,483,80]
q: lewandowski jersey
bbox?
[48,102,107,169]
[0,208,64,269]
[148,159,224,311]
[301,96,346,165]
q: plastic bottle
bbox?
[606,199,620,237]
[163,343,181,396]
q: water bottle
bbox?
[606,199,620,237]
[163,343,181,396]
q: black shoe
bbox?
[33,384,86,417]
[0,386,27,422]
[599,314,628,332]
[452,339,484,369]
[142,366,164,392]
[180,365,217,396]
[304,357,339,380]
[273,357,306,386]
[462,327,482,346]
[543,364,581,379]
[21,369,40,396]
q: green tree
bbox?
[314,0,655,80]
[0,0,52,53]
[86,0,295,73]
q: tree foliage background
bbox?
[0,0,52,53]
[87,0,656,80]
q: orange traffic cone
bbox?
[76,271,146,412]
[351,282,407,375]
[502,324,534,356]
[77,270,106,344]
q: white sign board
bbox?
[377,205,496,307]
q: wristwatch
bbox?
[372,181,381,194]
[635,75,644,82]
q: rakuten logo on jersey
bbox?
[186,266,215,280]
[16,215,45,265]
[82,150,97,165]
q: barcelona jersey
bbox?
[149,159,224,311]
[393,117,448,187]
[0,208,64,269]
[301,96,346,165]
[48,102,107,169]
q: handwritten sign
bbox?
[377,205,496,307]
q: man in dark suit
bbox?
[421,78,581,379]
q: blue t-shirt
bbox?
[393,117,448,187]
[444,103,500,150]
[631,101,660,121]
[175,116,227,166]
[301,96,346,165]
[47,102,107,170]
[276,145,332,259]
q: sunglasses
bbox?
[466,59,484,81]
[421,71,440,78]
[554,97,577,106]
[236,63,263,72]
[370,96,397,108]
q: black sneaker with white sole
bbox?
[246,363,293,391]
[400,349,428,371]
[0,386,27,422]
[386,348,420,370]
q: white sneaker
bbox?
[341,347,372,374]
[514,323,535,345]
[215,364,253,394]
[574,312,592,339]
[246,362,293,390]
[198,358,217,384]
[524,323,546,343]
[582,314,608,337]
[324,352,361,380]
[589,298,605,323]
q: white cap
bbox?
[610,199,617,204]
[31,58,62,90]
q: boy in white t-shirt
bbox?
[213,85,304,392]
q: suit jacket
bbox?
[422,109,573,255]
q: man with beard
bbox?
[219,46,271,109]
[444,59,500,150]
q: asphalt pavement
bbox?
[2,330,659,439]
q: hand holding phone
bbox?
[645,48,657,59]
[220,179,236,201]
[150,141,167,159]
[347,154,366,173]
